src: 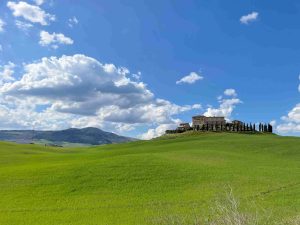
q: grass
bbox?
[0,132,299,224]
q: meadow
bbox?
[0,132,299,224]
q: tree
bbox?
[264,124,267,132]
[259,123,261,132]
[268,124,273,133]
[270,124,273,133]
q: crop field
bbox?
[0,132,299,224]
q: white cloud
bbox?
[0,45,2,52]
[204,90,242,120]
[279,104,300,123]
[276,121,300,133]
[224,88,237,97]
[33,0,44,5]
[15,20,33,32]
[276,76,300,134]
[39,31,74,48]
[7,1,55,25]
[270,120,276,127]
[192,104,202,109]
[0,55,199,135]
[0,19,6,32]
[0,62,16,84]
[139,123,179,140]
[132,71,141,80]
[240,12,259,25]
[68,16,79,28]
[176,72,203,84]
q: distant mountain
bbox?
[0,127,136,146]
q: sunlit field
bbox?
[0,133,299,224]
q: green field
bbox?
[0,132,299,224]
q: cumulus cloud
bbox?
[0,54,199,135]
[276,76,300,134]
[277,104,300,133]
[68,16,79,28]
[204,89,242,120]
[7,1,55,25]
[240,12,259,25]
[0,19,5,32]
[0,62,16,84]
[176,72,203,84]
[139,123,179,140]
[39,31,74,48]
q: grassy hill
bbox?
[0,132,299,224]
[0,127,136,146]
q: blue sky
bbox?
[0,0,300,138]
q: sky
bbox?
[0,0,300,139]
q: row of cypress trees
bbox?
[193,123,273,133]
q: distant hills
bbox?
[0,127,136,146]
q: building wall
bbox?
[192,116,225,127]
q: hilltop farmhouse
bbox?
[166,115,272,134]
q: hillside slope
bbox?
[0,133,299,224]
[0,127,135,145]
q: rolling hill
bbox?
[0,127,136,146]
[0,132,299,224]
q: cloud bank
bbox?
[0,54,199,136]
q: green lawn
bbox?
[0,132,299,224]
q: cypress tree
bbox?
[268,124,273,133]
[264,124,267,132]
[259,123,261,132]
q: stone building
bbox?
[192,115,226,128]
[232,120,244,126]
[177,123,191,131]
[165,115,273,134]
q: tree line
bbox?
[166,123,273,134]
